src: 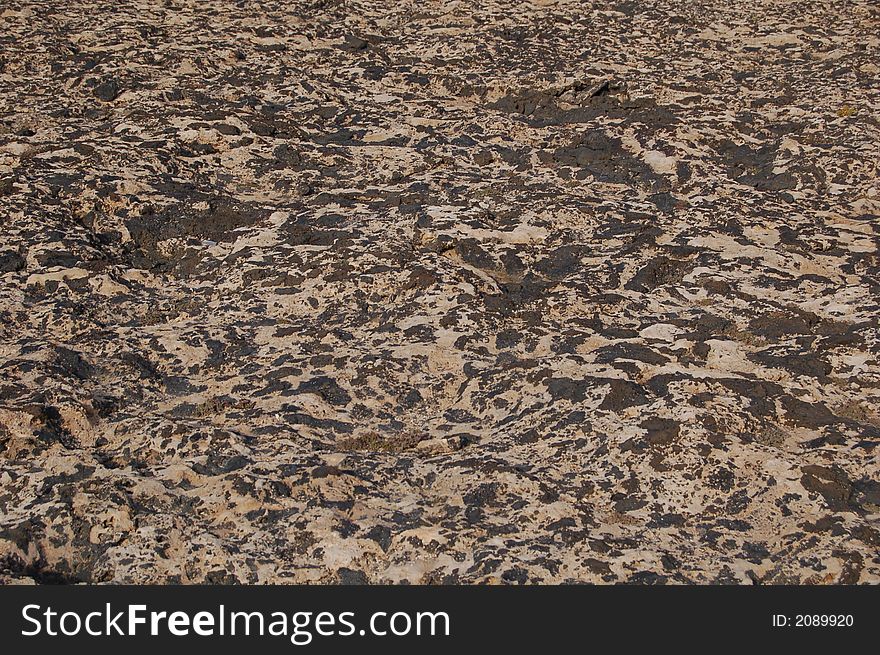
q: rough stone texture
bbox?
[1,0,878,585]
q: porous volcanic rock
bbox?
[0,0,878,584]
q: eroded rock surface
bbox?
[1,0,878,584]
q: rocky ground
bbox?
[1,0,879,584]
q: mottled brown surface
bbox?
[1,0,879,584]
